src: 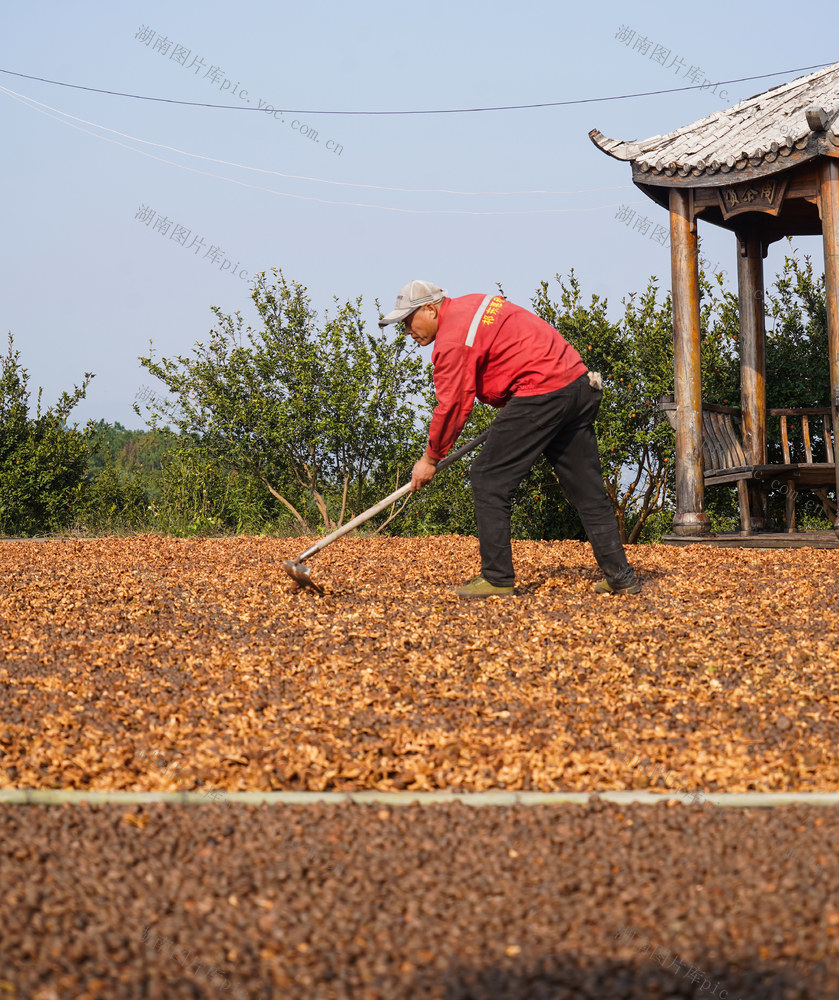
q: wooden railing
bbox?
[771,408,835,465]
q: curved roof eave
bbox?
[589,61,839,183]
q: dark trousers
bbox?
[469,374,636,588]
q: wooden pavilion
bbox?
[591,62,839,546]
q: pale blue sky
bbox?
[2,1,835,426]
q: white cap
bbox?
[379,280,447,328]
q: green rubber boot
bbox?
[455,575,515,599]
[594,578,641,595]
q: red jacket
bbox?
[426,294,587,460]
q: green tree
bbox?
[532,272,679,543]
[84,421,171,530]
[137,270,426,533]
[765,251,830,412]
[85,459,149,531]
[397,399,493,538]
[0,333,94,536]
[87,420,171,489]
[763,252,834,524]
[696,251,834,528]
[531,266,749,543]
[151,433,288,536]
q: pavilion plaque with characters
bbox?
[717,178,788,220]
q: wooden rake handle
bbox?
[292,428,491,564]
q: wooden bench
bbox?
[658,398,836,533]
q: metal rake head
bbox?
[281,559,324,595]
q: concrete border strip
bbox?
[2,790,839,806]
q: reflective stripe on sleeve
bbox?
[464,294,495,348]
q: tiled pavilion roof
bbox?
[590,62,839,182]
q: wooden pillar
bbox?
[670,188,710,535]
[736,228,768,529]
[819,157,839,533]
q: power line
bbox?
[0,62,833,116]
[1,85,632,198]
[1,85,646,216]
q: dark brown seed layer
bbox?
[0,801,835,1000]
